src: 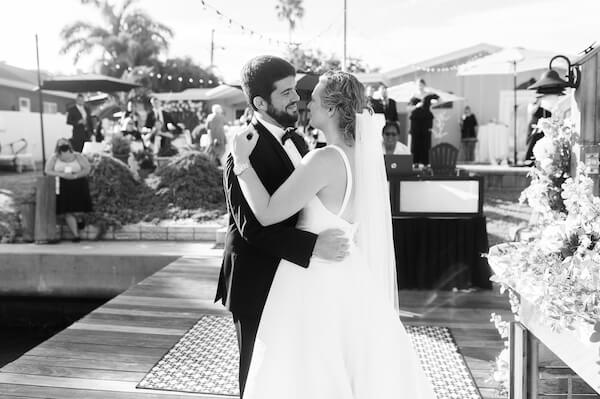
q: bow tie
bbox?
[281,127,296,144]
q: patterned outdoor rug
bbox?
[137,315,481,398]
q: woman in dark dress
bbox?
[409,94,438,165]
[44,138,93,242]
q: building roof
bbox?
[383,43,502,80]
[0,62,75,99]
[573,41,600,65]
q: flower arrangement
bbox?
[487,117,599,394]
[519,117,578,222]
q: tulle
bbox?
[354,111,400,313]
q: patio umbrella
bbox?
[387,81,464,104]
[94,104,123,120]
[456,47,562,165]
[40,74,141,92]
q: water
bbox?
[0,296,108,367]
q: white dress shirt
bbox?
[255,113,303,167]
[76,104,87,121]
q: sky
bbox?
[1,0,599,82]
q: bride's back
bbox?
[314,145,355,224]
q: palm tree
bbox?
[60,0,173,71]
[275,0,304,44]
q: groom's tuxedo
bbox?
[215,119,315,395]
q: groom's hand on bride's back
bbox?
[313,228,350,262]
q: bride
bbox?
[231,71,436,399]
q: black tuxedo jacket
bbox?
[144,109,181,133]
[66,105,93,135]
[215,120,316,318]
[372,98,398,122]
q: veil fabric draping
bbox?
[354,111,400,313]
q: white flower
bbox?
[539,224,566,254]
[533,136,556,162]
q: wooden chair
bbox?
[429,143,459,176]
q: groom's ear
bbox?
[253,96,268,112]
[327,107,336,117]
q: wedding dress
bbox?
[243,144,437,399]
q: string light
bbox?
[412,52,490,73]
[199,0,294,48]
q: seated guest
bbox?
[44,138,93,242]
[120,117,143,142]
[382,122,410,155]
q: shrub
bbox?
[85,154,158,228]
[111,134,131,157]
[0,190,21,243]
[154,151,225,211]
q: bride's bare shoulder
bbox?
[301,146,346,172]
[303,146,340,161]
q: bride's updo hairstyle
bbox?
[318,71,367,146]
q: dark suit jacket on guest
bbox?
[372,98,398,122]
[66,105,93,151]
[215,120,316,318]
[144,109,181,134]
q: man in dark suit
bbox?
[66,93,93,152]
[143,96,181,155]
[372,83,399,122]
[215,55,349,397]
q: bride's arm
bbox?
[237,149,332,226]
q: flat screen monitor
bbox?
[397,178,482,215]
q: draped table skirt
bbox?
[392,216,492,290]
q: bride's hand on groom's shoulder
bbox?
[232,125,258,163]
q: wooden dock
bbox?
[0,253,512,399]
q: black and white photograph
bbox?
[0,0,599,398]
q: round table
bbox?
[476,123,509,164]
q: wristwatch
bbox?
[233,160,251,176]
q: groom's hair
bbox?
[240,56,296,111]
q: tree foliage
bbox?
[276,0,304,42]
[60,0,173,70]
[118,57,220,93]
[287,46,378,74]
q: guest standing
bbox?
[44,138,93,242]
[525,97,551,162]
[372,84,398,122]
[459,106,478,162]
[66,94,93,152]
[409,94,437,165]
[206,104,227,166]
[144,96,181,156]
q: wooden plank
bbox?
[15,355,153,373]
[1,363,146,382]
[50,329,179,349]
[0,383,229,398]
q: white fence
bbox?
[0,111,71,163]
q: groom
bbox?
[215,55,349,396]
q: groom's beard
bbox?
[266,102,298,128]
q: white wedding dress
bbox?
[244,145,437,399]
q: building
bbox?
[358,43,558,162]
[0,62,75,113]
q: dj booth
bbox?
[386,155,492,290]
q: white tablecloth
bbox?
[82,142,106,154]
[476,123,510,164]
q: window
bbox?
[43,102,57,114]
[18,97,31,112]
